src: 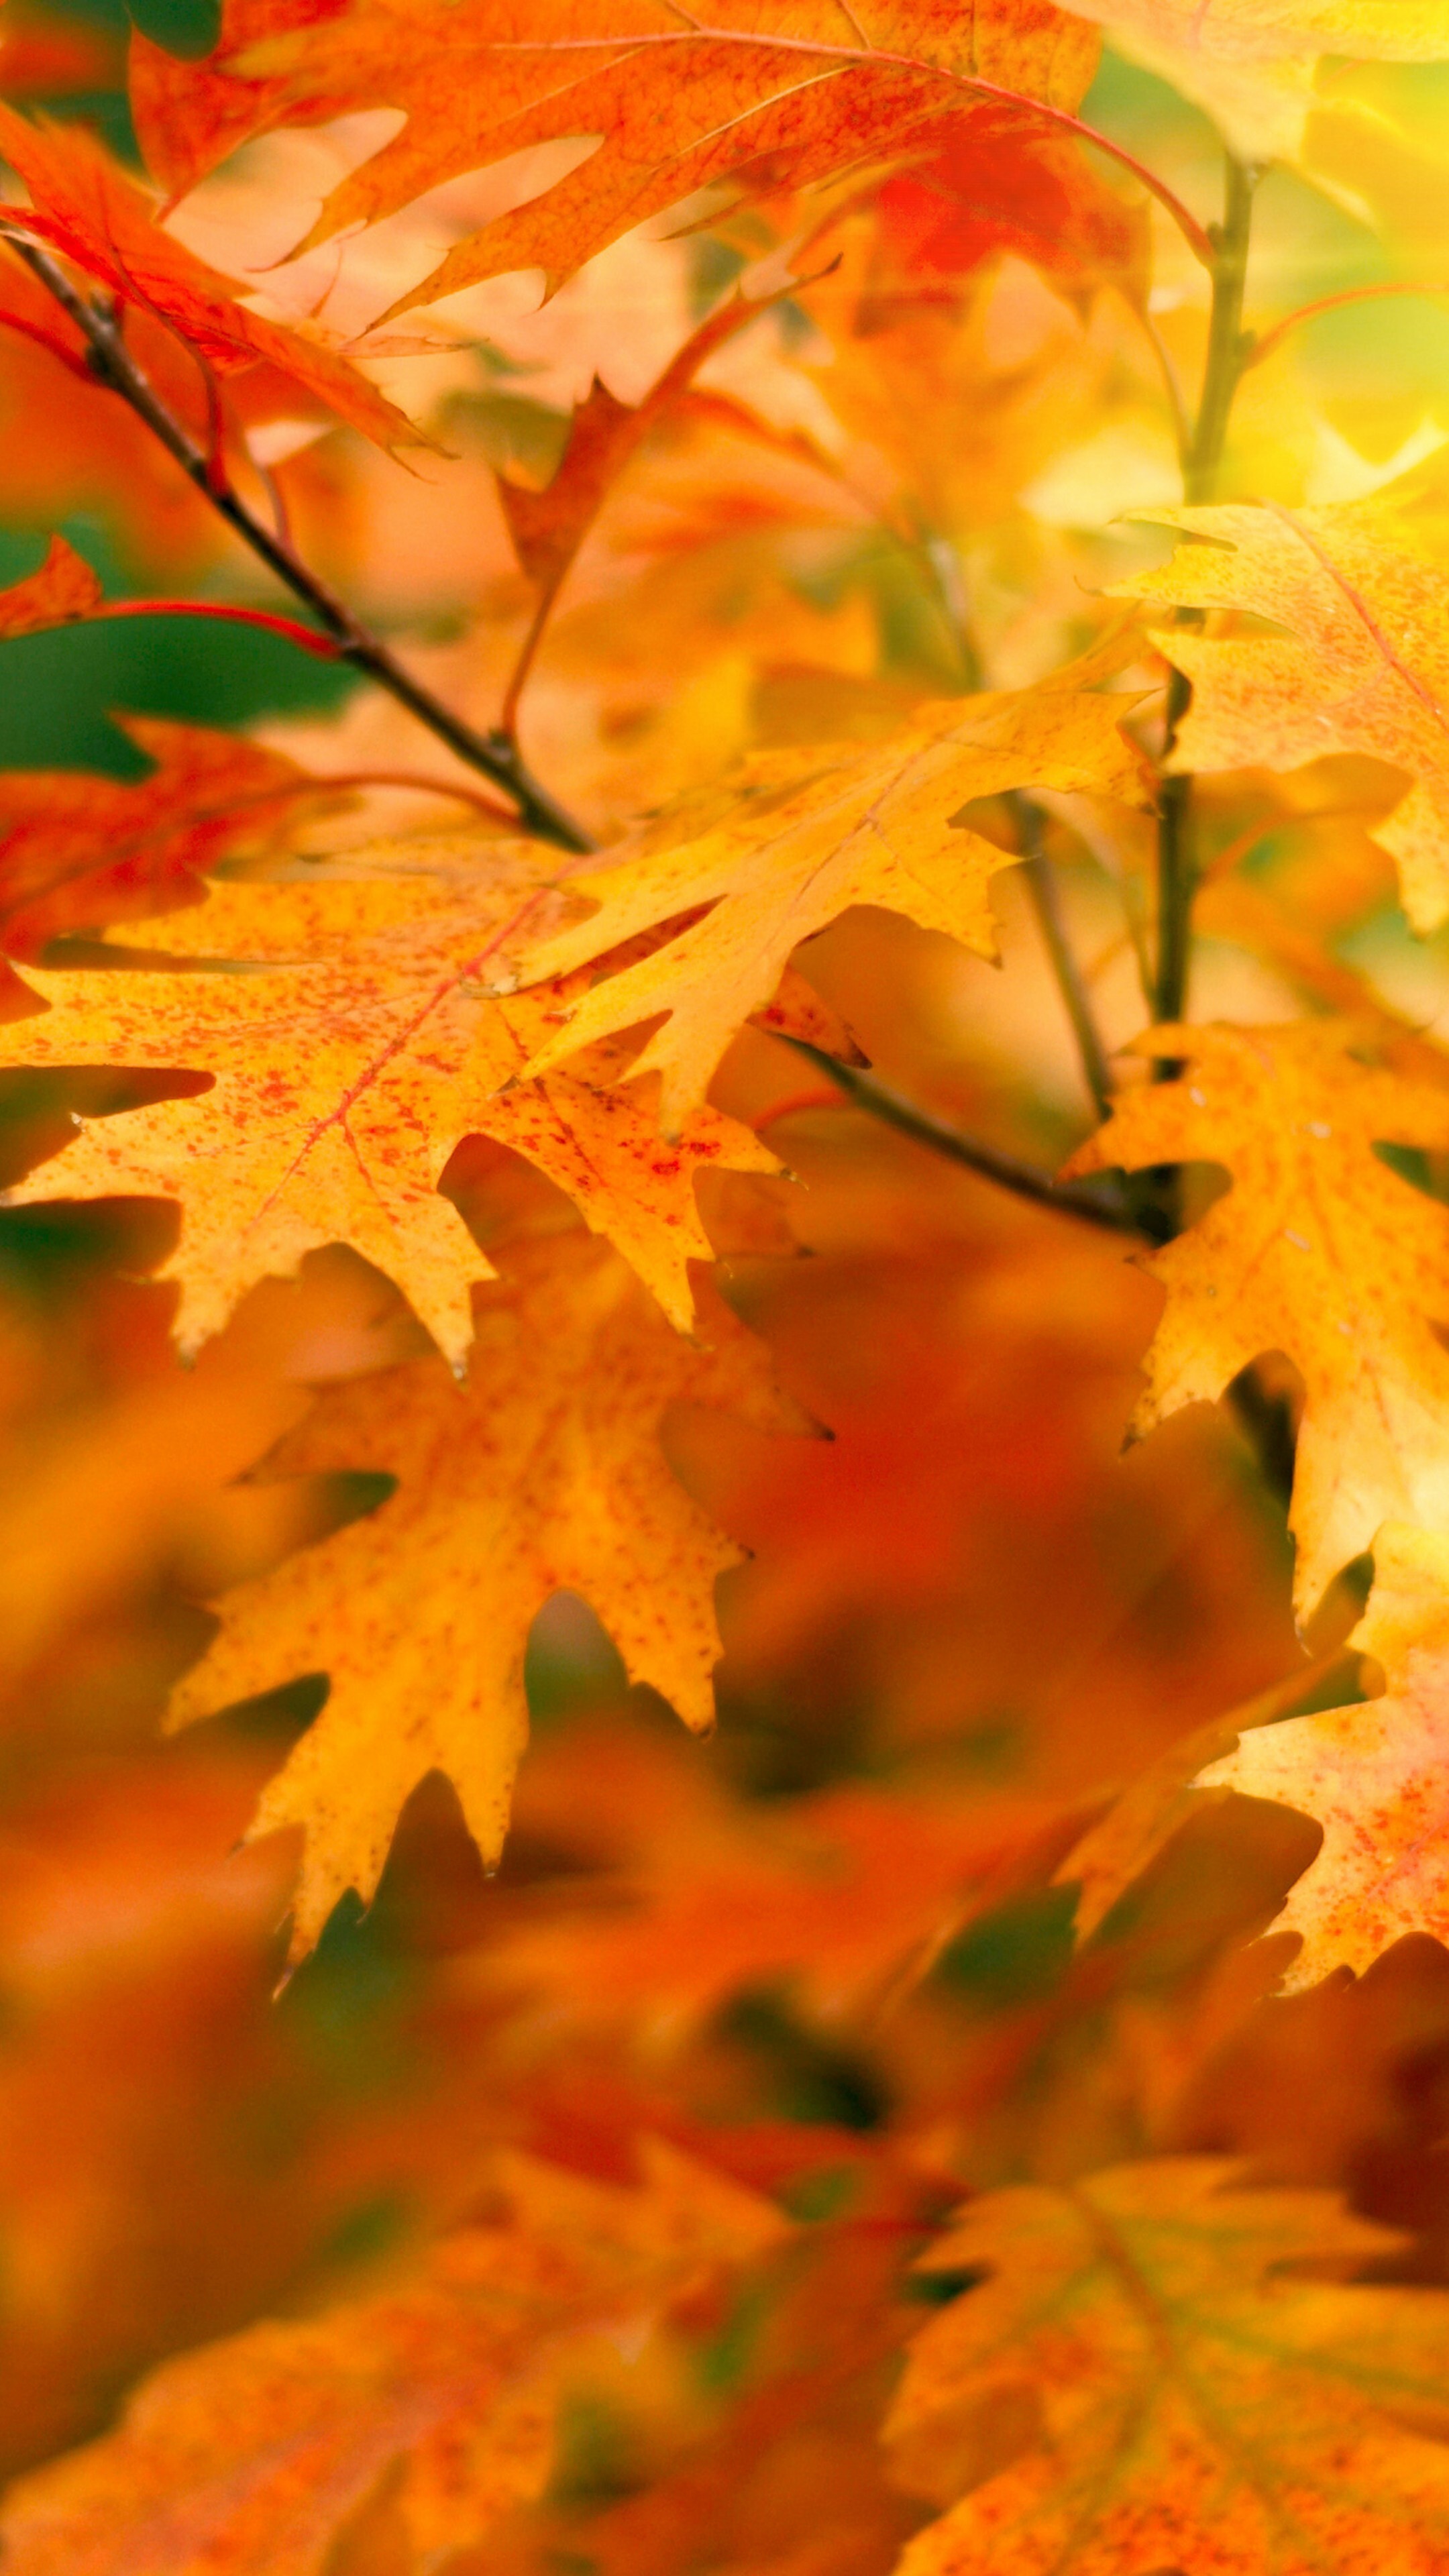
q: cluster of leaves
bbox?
[9,0,1449,2569]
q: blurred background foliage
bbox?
[6,0,1449,2516]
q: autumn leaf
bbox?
[0,848,775,1358]
[129,0,1102,317]
[0,101,427,456]
[0,714,337,957]
[1057,0,1449,162]
[0,2139,787,2576]
[1197,1523,1449,1984]
[505,669,1148,1132]
[1055,1651,1352,1947]
[888,2158,1449,2576]
[493,1719,1083,2037]
[855,104,1150,313]
[0,531,102,638]
[1067,1017,1449,1617]
[1116,476,1449,934]
[498,286,814,724]
[168,1228,794,1959]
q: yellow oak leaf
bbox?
[1068,1018,1449,1618]
[505,674,1149,1132]
[130,1,1100,313]
[0,2139,786,2576]
[0,849,774,1360]
[1198,1523,1449,1984]
[1116,478,1449,934]
[888,2159,1449,2576]
[169,1228,794,1960]
[1055,1,1449,162]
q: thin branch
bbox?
[2,230,594,856]
[1128,294,1191,468]
[1244,280,1449,374]
[775,1034,1148,1235]
[1155,156,1260,1046]
[1009,794,1115,1122]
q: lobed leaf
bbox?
[0,101,428,456]
[129,1,1102,316]
[1068,1017,1449,1618]
[505,669,1150,1133]
[0,847,776,1358]
[1116,474,1449,935]
[1199,1522,1449,1984]
[0,2141,786,2576]
[890,2158,1449,2576]
[168,1228,796,1960]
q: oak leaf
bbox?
[168,1228,793,1960]
[506,671,1148,1132]
[888,2158,1449,2576]
[0,531,101,638]
[0,2140,786,2576]
[1198,1523,1449,1984]
[129,1,1101,316]
[498,287,811,715]
[0,849,775,1358]
[1117,479,1449,934]
[494,1720,1082,2037]
[1067,1018,1449,1617]
[0,101,425,456]
[1055,0,1449,161]
[857,105,1149,313]
[0,713,335,957]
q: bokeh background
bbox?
[5,0,1449,2510]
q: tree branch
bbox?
[1154,156,1259,1043]
[775,1035,1151,1236]
[3,231,594,856]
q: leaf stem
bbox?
[1242,278,1449,375]
[3,232,594,856]
[1010,794,1115,1122]
[775,1035,1150,1236]
[1153,155,1258,1036]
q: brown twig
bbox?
[775,1035,1152,1236]
[2,229,594,855]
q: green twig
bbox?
[1154,156,1260,1038]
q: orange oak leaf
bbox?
[1197,1523,1449,1984]
[0,2139,786,2576]
[492,1719,1083,2038]
[0,531,101,638]
[1067,1018,1449,1618]
[1054,1651,1352,1947]
[129,0,1102,317]
[498,286,811,722]
[888,2159,1449,2576]
[1116,475,1449,934]
[0,100,427,457]
[1048,0,1449,162]
[0,848,775,1358]
[504,669,1149,1132]
[856,105,1149,313]
[168,1228,795,1959]
[0,714,336,957]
